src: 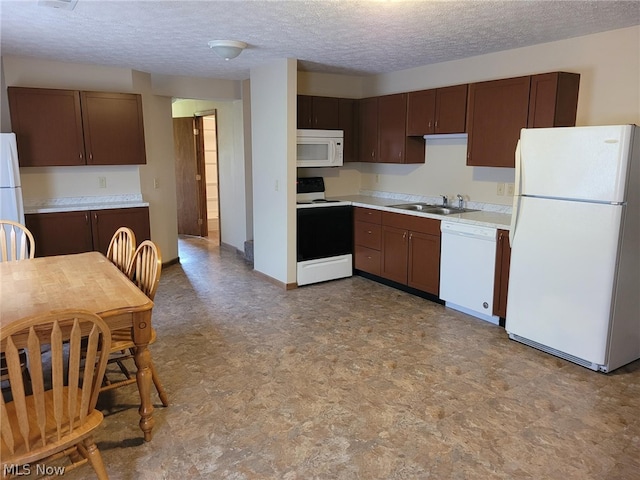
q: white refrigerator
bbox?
[505,125,639,373]
[0,133,25,224]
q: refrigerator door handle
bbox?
[509,139,522,246]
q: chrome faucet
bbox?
[457,194,464,209]
[441,195,448,207]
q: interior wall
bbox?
[299,26,640,206]
[250,58,297,284]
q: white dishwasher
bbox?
[440,221,499,324]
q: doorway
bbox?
[173,112,220,243]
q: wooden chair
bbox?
[101,240,168,406]
[105,227,136,274]
[0,220,35,262]
[1,310,112,480]
[0,221,35,384]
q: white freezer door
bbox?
[506,197,622,364]
[519,125,633,203]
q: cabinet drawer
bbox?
[354,207,382,224]
[381,211,440,235]
[354,220,382,250]
[355,245,381,276]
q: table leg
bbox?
[132,310,155,441]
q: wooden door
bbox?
[466,76,531,167]
[435,84,468,134]
[81,91,146,165]
[25,211,93,257]
[407,231,440,295]
[381,225,408,284]
[173,117,207,236]
[8,87,85,167]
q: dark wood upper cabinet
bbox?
[407,84,467,136]
[8,87,85,167]
[378,94,408,164]
[296,95,340,129]
[467,72,580,167]
[466,76,532,168]
[339,98,359,163]
[527,72,580,128]
[8,87,146,167]
[359,97,379,163]
[377,93,424,164]
[81,91,147,165]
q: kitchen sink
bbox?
[389,203,479,215]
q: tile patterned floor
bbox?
[66,236,639,479]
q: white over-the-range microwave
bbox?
[297,129,344,168]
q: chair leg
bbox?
[150,360,169,407]
[78,437,109,480]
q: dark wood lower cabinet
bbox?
[493,229,511,318]
[380,212,441,296]
[26,207,150,257]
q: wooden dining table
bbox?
[0,251,157,441]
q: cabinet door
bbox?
[81,91,146,165]
[359,97,378,162]
[91,207,151,255]
[492,229,511,318]
[378,93,407,164]
[8,87,85,167]
[407,231,440,295]
[297,95,313,128]
[466,76,531,167]
[311,96,340,129]
[339,98,359,162]
[25,211,93,257]
[406,89,436,136]
[381,225,408,284]
[528,72,580,128]
[435,84,468,134]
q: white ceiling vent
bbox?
[38,0,78,11]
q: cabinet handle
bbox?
[435,120,439,129]
[403,231,407,240]
[79,152,83,160]
[428,121,432,129]
[409,232,413,241]
[367,230,372,234]
[89,153,93,161]
[498,232,503,244]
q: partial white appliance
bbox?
[296,177,352,286]
[506,125,640,372]
[0,133,25,224]
[440,221,499,324]
[296,130,343,168]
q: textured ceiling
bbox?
[1,0,639,81]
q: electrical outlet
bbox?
[506,183,515,196]
[375,174,380,184]
[154,178,159,189]
[275,179,279,192]
[98,176,107,188]
[496,183,505,196]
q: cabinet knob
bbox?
[79,153,83,160]
[367,230,372,234]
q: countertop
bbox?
[331,194,512,230]
[24,195,149,214]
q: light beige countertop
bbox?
[24,195,149,214]
[331,194,512,230]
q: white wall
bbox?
[251,59,297,285]
[299,26,640,206]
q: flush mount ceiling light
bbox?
[208,40,248,60]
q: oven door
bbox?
[297,205,353,262]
